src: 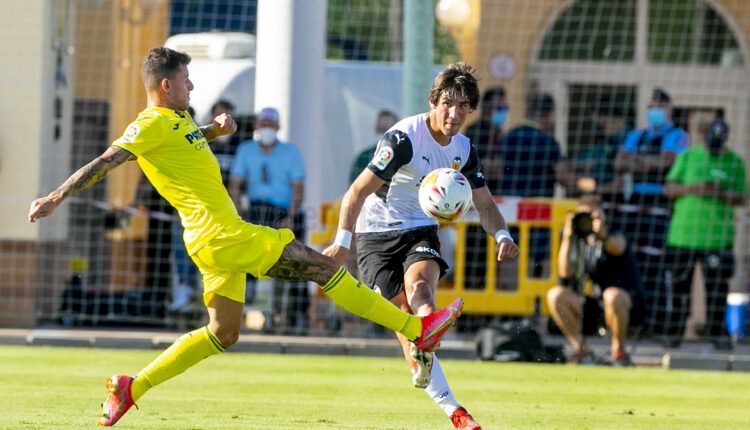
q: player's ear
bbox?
[160,78,171,93]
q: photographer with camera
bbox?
[547,195,646,366]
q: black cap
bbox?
[482,86,506,103]
[705,118,729,143]
[651,87,672,104]
[527,93,555,116]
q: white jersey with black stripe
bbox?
[356,113,485,233]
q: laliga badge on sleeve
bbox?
[121,124,140,143]
[372,146,394,170]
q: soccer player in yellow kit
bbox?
[27,47,462,427]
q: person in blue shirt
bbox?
[612,87,688,339]
[228,107,308,330]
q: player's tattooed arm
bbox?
[28,146,135,222]
[55,146,135,199]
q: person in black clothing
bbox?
[462,87,508,291]
[612,88,688,339]
[208,100,241,188]
[463,86,508,194]
[496,93,568,278]
[547,194,646,366]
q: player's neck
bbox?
[146,95,181,112]
[425,113,451,146]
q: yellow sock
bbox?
[130,326,224,401]
[322,268,421,340]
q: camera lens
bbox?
[572,212,593,236]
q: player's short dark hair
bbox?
[481,86,506,104]
[526,93,555,118]
[377,109,398,121]
[141,47,191,90]
[651,87,672,104]
[211,99,235,115]
[428,62,480,110]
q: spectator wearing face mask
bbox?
[613,88,688,338]
[660,118,747,347]
[463,86,508,195]
[228,107,309,329]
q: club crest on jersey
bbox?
[372,146,394,170]
[121,124,140,143]
[451,156,462,170]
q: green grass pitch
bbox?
[1,345,749,429]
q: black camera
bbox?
[571,212,593,237]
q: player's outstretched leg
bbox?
[98,297,238,426]
[264,240,463,351]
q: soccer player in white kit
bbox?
[324,63,519,430]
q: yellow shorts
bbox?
[191,222,295,306]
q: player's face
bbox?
[165,65,193,111]
[432,92,473,138]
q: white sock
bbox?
[424,355,460,417]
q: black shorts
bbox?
[572,289,646,337]
[356,226,449,300]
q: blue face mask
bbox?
[491,107,508,127]
[646,108,666,128]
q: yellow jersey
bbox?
[113,107,242,255]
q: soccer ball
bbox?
[418,168,473,222]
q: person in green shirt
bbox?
[661,118,747,347]
[349,109,398,184]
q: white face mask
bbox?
[255,127,277,146]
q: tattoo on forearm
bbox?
[265,240,337,284]
[56,148,133,198]
[200,125,217,142]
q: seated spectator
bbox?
[547,194,646,366]
[661,117,747,348]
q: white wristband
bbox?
[494,229,513,243]
[334,229,352,249]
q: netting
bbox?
[2,0,749,347]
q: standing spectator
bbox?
[565,96,630,198]
[613,88,688,336]
[547,195,646,366]
[464,86,508,194]
[462,87,509,290]
[208,100,241,188]
[349,109,399,184]
[228,107,308,330]
[497,93,566,277]
[661,118,747,346]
